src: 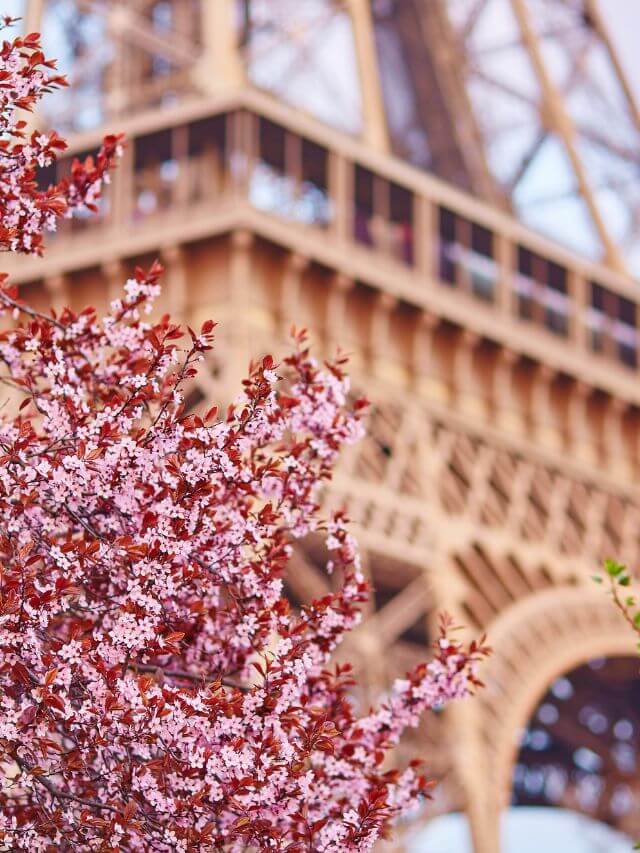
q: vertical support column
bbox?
[414,195,434,278]
[328,152,352,245]
[111,139,134,231]
[495,232,514,316]
[456,218,472,295]
[529,365,559,450]
[102,259,126,307]
[545,474,573,549]
[279,252,307,341]
[583,491,608,561]
[411,311,438,396]
[353,622,388,704]
[413,312,451,405]
[172,124,191,209]
[229,110,255,200]
[431,550,501,853]
[628,408,640,480]
[225,229,253,397]
[285,131,302,207]
[326,273,354,357]
[603,397,628,478]
[568,268,588,349]
[468,789,501,853]
[453,330,484,418]
[195,0,245,94]
[105,5,129,120]
[346,0,389,153]
[448,702,501,853]
[619,500,640,568]
[567,380,595,464]
[369,292,396,380]
[22,2,45,134]
[24,0,45,34]
[371,175,389,255]
[44,274,69,316]
[493,349,521,434]
[161,245,187,320]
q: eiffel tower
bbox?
[10,2,640,849]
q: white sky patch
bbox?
[407,806,633,853]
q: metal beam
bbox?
[510,0,625,272]
[345,0,389,153]
[370,574,430,645]
[24,0,44,34]
[586,0,640,134]
[75,0,195,68]
[415,0,505,205]
[196,0,245,93]
[286,549,331,604]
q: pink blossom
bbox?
[0,20,488,852]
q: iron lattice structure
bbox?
[11,1,640,849]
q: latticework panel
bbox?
[315,378,639,845]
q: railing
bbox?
[27,91,640,379]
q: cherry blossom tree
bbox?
[0,19,122,255]
[0,21,488,852]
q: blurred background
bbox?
[8,1,640,850]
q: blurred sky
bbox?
[598,0,640,97]
[8,0,640,107]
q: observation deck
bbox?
[9,88,640,484]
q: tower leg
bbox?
[468,799,500,853]
[447,703,502,853]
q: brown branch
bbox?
[14,755,119,814]
[128,661,247,691]
[0,291,65,330]
[609,576,640,638]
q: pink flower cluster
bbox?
[0,20,121,255]
[0,21,488,852]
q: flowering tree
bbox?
[0,19,121,255]
[0,21,488,852]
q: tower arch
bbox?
[457,586,636,851]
